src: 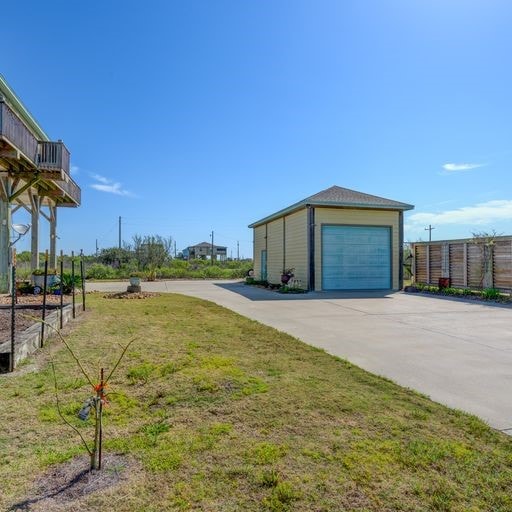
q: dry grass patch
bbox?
[1,293,512,511]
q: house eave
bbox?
[248,200,414,228]
[0,73,50,141]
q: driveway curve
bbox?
[88,279,512,432]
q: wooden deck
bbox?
[0,100,80,206]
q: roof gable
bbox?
[249,185,414,228]
[305,185,413,208]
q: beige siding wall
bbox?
[253,225,266,280]
[252,209,308,286]
[314,208,400,290]
[266,218,284,284]
[284,210,308,288]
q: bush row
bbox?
[85,261,252,280]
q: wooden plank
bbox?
[449,243,465,287]
[493,241,512,292]
[429,244,442,284]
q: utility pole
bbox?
[118,216,122,249]
[425,224,435,242]
[211,230,214,265]
[95,239,99,257]
[174,240,177,258]
[237,241,239,261]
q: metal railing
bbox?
[0,101,38,163]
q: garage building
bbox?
[249,186,414,291]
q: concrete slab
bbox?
[88,279,512,431]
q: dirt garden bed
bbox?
[0,294,72,344]
[0,294,79,372]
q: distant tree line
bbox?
[14,234,252,281]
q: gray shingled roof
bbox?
[249,185,414,228]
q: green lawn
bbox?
[1,293,512,511]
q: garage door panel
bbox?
[322,225,391,290]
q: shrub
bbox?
[86,263,118,280]
[481,288,501,300]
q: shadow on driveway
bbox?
[214,282,396,301]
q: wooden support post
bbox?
[0,178,12,293]
[49,205,57,269]
[30,194,41,271]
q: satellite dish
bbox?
[12,223,30,235]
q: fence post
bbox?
[426,245,430,284]
[412,244,416,284]
[80,249,86,312]
[40,250,48,348]
[59,250,64,330]
[441,243,449,279]
[71,251,76,319]
[10,249,16,372]
[463,243,468,287]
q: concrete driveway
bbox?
[88,279,512,432]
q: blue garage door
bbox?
[322,225,391,290]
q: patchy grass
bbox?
[1,293,512,511]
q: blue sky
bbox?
[2,0,512,257]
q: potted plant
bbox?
[32,268,59,288]
[281,268,295,284]
[129,272,141,286]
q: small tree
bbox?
[45,322,135,471]
[132,234,172,270]
[471,230,500,289]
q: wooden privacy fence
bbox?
[412,237,512,292]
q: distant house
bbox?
[183,242,227,261]
[249,185,413,291]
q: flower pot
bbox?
[32,274,58,288]
[129,277,141,286]
[281,274,292,284]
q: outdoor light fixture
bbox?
[10,223,30,246]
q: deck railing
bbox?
[37,141,70,174]
[0,100,79,205]
[0,101,38,163]
[57,176,81,205]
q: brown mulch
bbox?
[0,309,43,343]
[103,291,159,299]
[8,454,139,511]
[0,294,65,306]
[0,295,73,344]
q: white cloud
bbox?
[90,173,111,185]
[89,173,134,197]
[408,200,512,227]
[442,162,485,172]
[70,165,79,175]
